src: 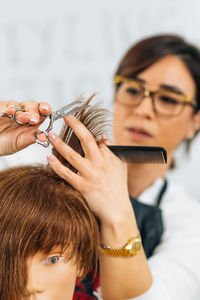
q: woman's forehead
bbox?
[137,55,196,97]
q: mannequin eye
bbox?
[41,256,65,265]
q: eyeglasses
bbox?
[114,75,197,117]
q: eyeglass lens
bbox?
[116,81,186,116]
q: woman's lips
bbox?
[125,126,153,140]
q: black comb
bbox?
[107,146,167,164]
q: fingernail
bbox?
[30,119,38,123]
[3,105,15,112]
[101,134,107,139]
[23,112,31,115]
[30,114,39,123]
[47,153,55,161]
[66,115,74,119]
[41,105,49,111]
[49,130,57,140]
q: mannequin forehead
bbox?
[138,55,196,97]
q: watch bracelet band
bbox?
[100,234,142,257]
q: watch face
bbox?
[125,238,141,255]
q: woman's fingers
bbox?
[47,152,83,190]
[0,100,52,155]
[15,112,31,124]
[11,100,39,125]
[0,101,18,116]
[0,100,51,125]
[16,126,38,149]
[19,100,52,125]
[48,131,87,174]
[63,115,101,159]
[39,102,52,115]
[0,125,38,156]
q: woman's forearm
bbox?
[100,213,152,300]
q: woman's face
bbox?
[113,55,199,161]
[26,249,78,300]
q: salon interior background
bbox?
[0,0,200,201]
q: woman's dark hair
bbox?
[115,34,200,112]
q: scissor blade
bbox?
[65,104,90,116]
[52,104,90,121]
[51,103,77,121]
[60,102,81,115]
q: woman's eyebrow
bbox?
[133,76,146,84]
[134,77,185,95]
[159,84,184,95]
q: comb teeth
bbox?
[107,146,167,164]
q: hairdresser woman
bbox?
[1,35,200,300]
[47,35,200,300]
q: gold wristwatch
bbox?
[100,234,142,257]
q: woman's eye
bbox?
[126,87,141,96]
[41,256,64,265]
[159,95,178,105]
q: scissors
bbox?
[0,106,28,125]
[0,102,90,148]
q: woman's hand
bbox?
[47,115,152,300]
[0,100,52,156]
[47,115,134,226]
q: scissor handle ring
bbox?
[0,112,13,118]
[0,106,26,124]
[34,130,50,148]
[12,108,31,125]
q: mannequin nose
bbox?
[26,257,46,296]
[27,286,45,295]
[26,278,45,296]
[29,293,44,300]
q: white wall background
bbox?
[0,0,200,200]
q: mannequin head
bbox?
[0,165,99,299]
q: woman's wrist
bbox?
[100,210,139,247]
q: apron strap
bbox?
[155,179,168,207]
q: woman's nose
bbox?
[133,95,155,118]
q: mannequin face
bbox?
[26,249,78,300]
[113,55,200,162]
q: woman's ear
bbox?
[193,110,200,132]
[187,111,200,139]
[187,111,200,140]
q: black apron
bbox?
[73,179,167,300]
